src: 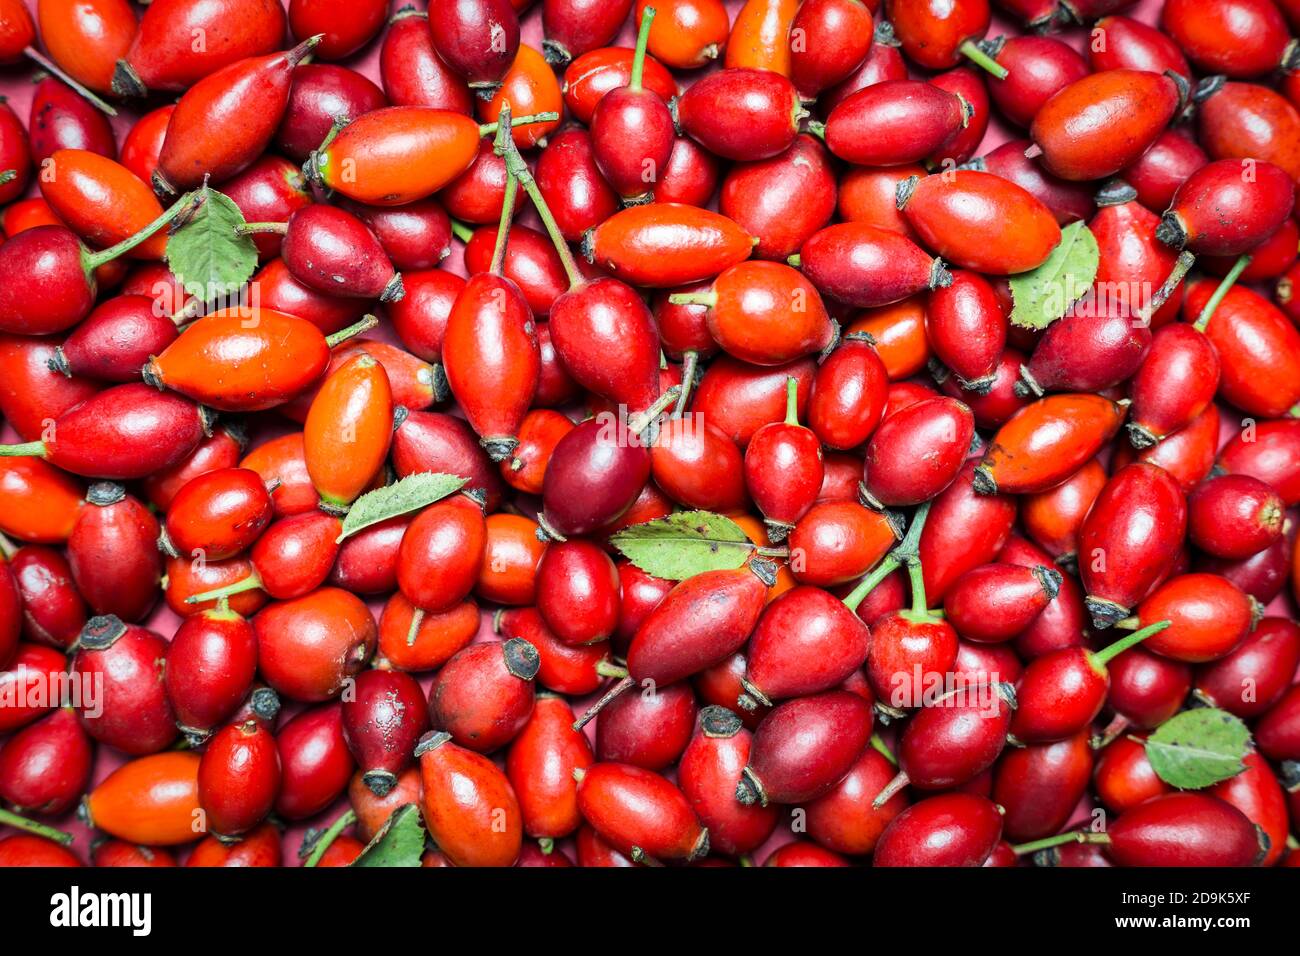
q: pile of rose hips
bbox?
[0,0,1299,869]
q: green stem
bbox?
[406,607,425,646]
[235,221,289,236]
[489,107,518,278]
[301,809,357,867]
[595,660,629,679]
[450,219,475,244]
[1139,250,1195,326]
[667,292,717,308]
[674,351,698,418]
[629,7,656,93]
[476,112,562,138]
[841,554,900,613]
[0,170,13,186]
[497,129,585,290]
[1113,616,1139,631]
[782,377,799,426]
[1011,830,1109,856]
[24,47,118,116]
[0,441,47,459]
[870,734,897,767]
[0,807,74,845]
[958,39,1009,80]
[805,120,826,141]
[0,531,16,560]
[1194,255,1252,332]
[82,190,202,271]
[325,314,379,348]
[1090,619,1172,670]
[184,572,264,605]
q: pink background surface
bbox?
[3,0,1287,867]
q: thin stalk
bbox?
[0,441,45,458]
[673,351,698,417]
[1138,250,1195,326]
[24,47,118,116]
[325,314,379,348]
[406,607,425,646]
[667,292,717,308]
[301,809,357,867]
[1011,830,1109,856]
[489,111,518,278]
[870,734,897,767]
[476,112,562,138]
[958,40,1009,80]
[0,807,74,845]
[1090,619,1172,669]
[1193,255,1252,332]
[842,501,930,613]
[82,190,202,271]
[0,531,16,560]
[782,377,799,425]
[185,573,264,605]
[449,220,474,244]
[629,7,656,93]
[497,127,585,289]
[235,221,289,236]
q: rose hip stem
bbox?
[489,109,519,277]
[1011,830,1110,856]
[1193,255,1254,331]
[299,808,357,867]
[22,46,119,116]
[841,500,932,616]
[0,807,75,845]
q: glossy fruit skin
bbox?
[635,0,729,70]
[274,703,354,820]
[807,335,888,451]
[863,397,975,507]
[1094,733,1170,814]
[533,129,620,245]
[596,681,696,771]
[287,0,386,60]
[788,0,873,95]
[9,541,85,647]
[1020,458,1105,562]
[1127,324,1219,447]
[945,563,1059,644]
[1197,80,1300,184]
[429,0,520,89]
[380,10,472,113]
[1162,0,1292,78]
[682,709,781,859]
[187,822,282,867]
[901,171,1062,275]
[157,42,314,193]
[0,557,18,667]
[0,99,30,205]
[392,411,506,512]
[576,761,708,862]
[27,78,117,165]
[1189,282,1300,419]
[737,690,872,806]
[478,44,563,149]
[535,540,619,646]
[1196,617,1300,718]
[0,460,85,547]
[798,222,948,309]
[1079,463,1188,629]
[788,500,899,588]
[0,334,96,443]
[1212,749,1289,866]
[914,460,1014,604]
[41,150,167,260]
[418,731,523,867]
[92,842,177,867]
[896,683,1016,791]
[748,588,872,705]
[823,80,969,167]
[1134,573,1256,664]
[443,273,540,459]
[1030,70,1184,181]
[71,617,177,755]
[539,418,650,537]
[0,226,95,336]
[165,609,258,741]
[0,707,93,814]
[717,138,833,266]
[986,35,1089,129]
[1189,474,1285,561]
[84,751,202,845]
[37,0,136,94]
[304,355,393,510]
[582,203,755,288]
[282,205,400,301]
[164,467,273,563]
[0,834,81,867]
[67,484,160,622]
[548,277,660,412]
[1122,130,1208,214]
[56,295,179,383]
[349,764,420,841]
[628,567,769,687]
[993,731,1092,842]
[650,417,749,513]
[163,553,265,619]
[198,720,281,836]
[1091,15,1192,77]
[116,0,286,94]
[975,140,1096,226]
[873,793,1003,867]
[674,68,804,162]
[1106,792,1266,867]
[0,644,67,733]
[340,669,428,796]
[1022,306,1152,395]
[253,588,376,702]
[927,271,1007,390]
[1255,682,1300,761]
[428,639,539,752]
[1010,644,1112,743]
[507,695,593,839]
[1159,159,1295,256]
[397,497,486,614]
[975,393,1127,496]
[745,416,823,537]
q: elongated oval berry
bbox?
[742,586,870,707]
[899,171,1062,275]
[1078,462,1188,629]
[1157,159,1296,256]
[795,222,951,309]
[575,762,708,863]
[1106,792,1266,867]
[416,731,522,867]
[675,67,805,161]
[926,270,1006,391]
[862,397,974,508]
[581,204,755,288]
[821,80,970,167]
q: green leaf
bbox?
[1144,708,1251,790]
[610,510,755,580]
[337,472,467,542]
[349,804,425,867]
[164,185,259,303]
[1008,220,1100,330]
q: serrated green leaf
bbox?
[164,185,258,302]
[610,510,755,580]
[349,804,425,867]
[1009,220,1100,330]
[1144,708,1250,790]
[337,472,467,542]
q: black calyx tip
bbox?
[503,637,541,681]
[414,730,453,758]
[363,769,398,797]
[700,705,743,738]
[86,482,127,506]
[1154,211,1187,250]
[1084,596,1130,631]
[76,615,128,651]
